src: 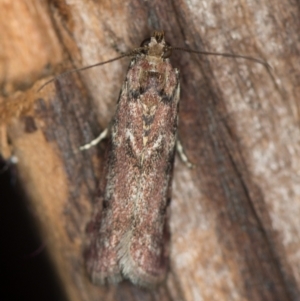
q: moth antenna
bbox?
[37,47,146,92]
[171,47,271,71]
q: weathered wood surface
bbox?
[1,0,300,300]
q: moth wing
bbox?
[119,81,179,287]
[85,86,138,284]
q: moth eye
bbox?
[140,37,151,54]
[140,37,151,48]
[162,47,172,58]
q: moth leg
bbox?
[176,139,194,168]
[79,127,110,151]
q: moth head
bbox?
[140,31,172,59]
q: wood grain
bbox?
[1,0,300,300]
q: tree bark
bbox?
[1,0,300,300]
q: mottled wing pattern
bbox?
[118,57,179,287]
[85,85,138,284]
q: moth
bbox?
[84,31,181,288]
[39,31,268,288]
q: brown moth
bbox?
[84,31,179,287]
